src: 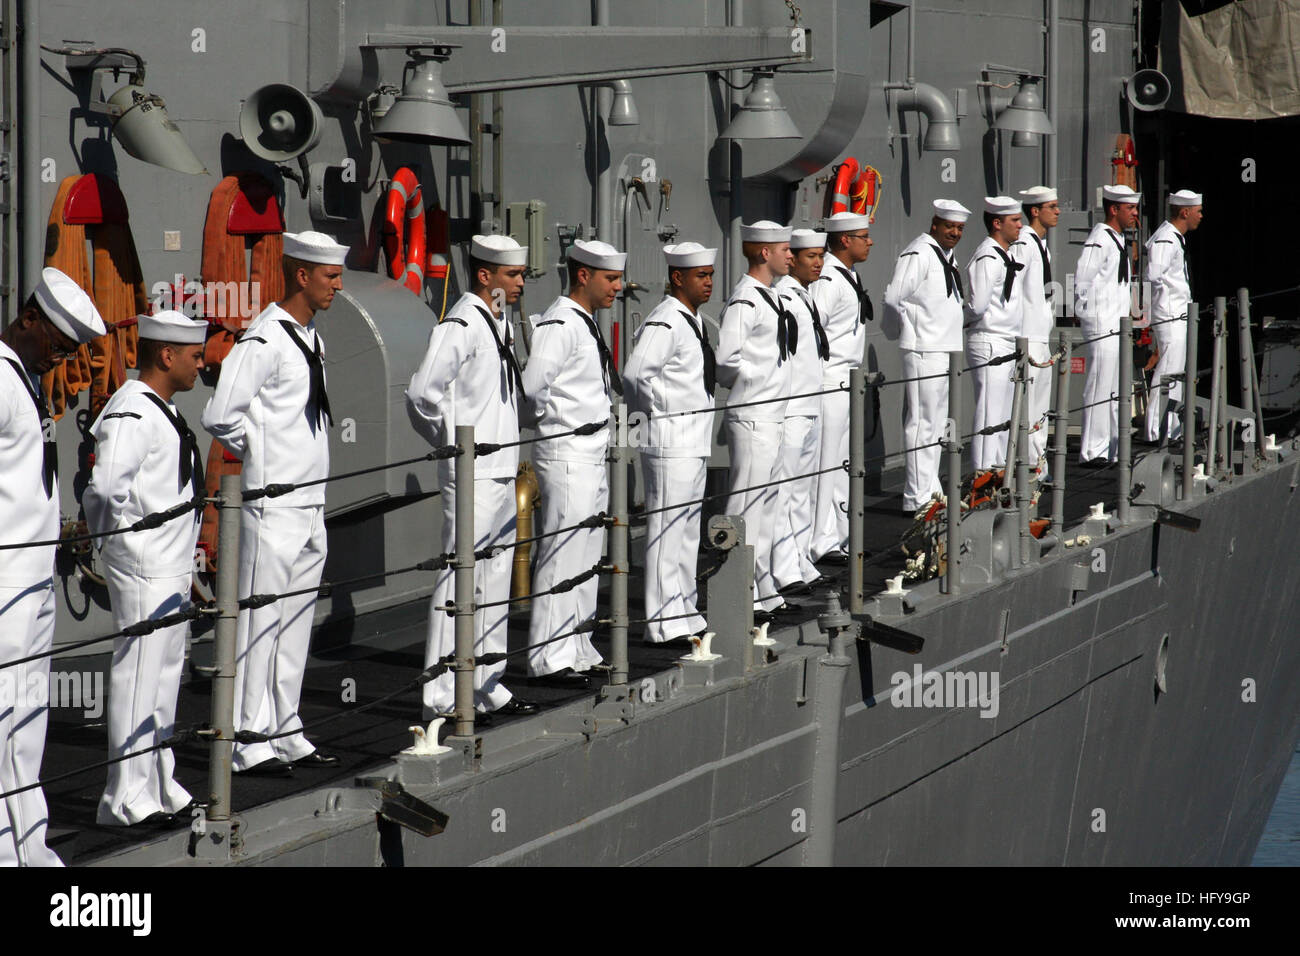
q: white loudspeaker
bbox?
[239,83,323,161]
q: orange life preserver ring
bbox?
[383,167,427,294]
[830,157,860,214]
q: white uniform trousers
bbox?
[966,333,1018,471]
[771,414,821,588]
[527,459,606,676]
[232,504,327,771]
[1026,341,1053,478]
[0,581,62,866]
[811,385,849,559]
[1146,318,1187,441]
[1080,329,1121,462]
[423,477,516,715]
[97,568,193,825]
[902,350,950,512]
[641,455,707,642]
[723,417,784,611]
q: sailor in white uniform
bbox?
[0,267,105,865]
[809,211,873,561]
[772,229,830,592]
[717,221,796,617]
[884,200,970,512]
[201,230,347,774]
[623,242,716,644]
[406,235,538,719]
[965,196,1027,471]
[1074,184,1140,464]
[85,310,208,826]
[521,239,625,686]
[1011,186,1061,477]
[1145,189,1203,442]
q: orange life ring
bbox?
[383,167,427,294]
[830,157,859,214]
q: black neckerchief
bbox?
[471,302,526,402]
[677,309,717,397]
[572,306,623,397]
[796,286,831,360]
[140,391,204,498]
[1174,231,1191,288]
[833,265,873,324]
[1104,227,1130,285]
[3,357,55,497]
[929,243,964,299]
[277,320,333,430]
[752,286,798,361]
[1029,230,1053,296]
[992,244,1025,303]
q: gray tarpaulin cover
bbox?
[1161,0,1300,118]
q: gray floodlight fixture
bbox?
[720,69,801,140]
[994,75,1055,137]
[50,46,208,174]
[374,48,471,146]
[607,79,640,127]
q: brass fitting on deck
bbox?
[512,461,541,603]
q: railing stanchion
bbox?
[1238,287,1263,460]
[1050,330,1071,532]
[1208,298,1226,477]
[609,409,629,685]
[453,425,476,738]
[1182,302,1199,498]
[848,367,866,614]
[944,352,962,596]
[206,474,241,831]
[1117,315,1133,525]
[1015,337,1033,563]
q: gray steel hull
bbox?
[93,457,1300,866]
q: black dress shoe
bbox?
[815,550,849,566]
[779,581,813,597]
[493,697,539,717]
[527,668,591,689]
[1079,458,1111,470]
[176,799,208,818]
[238,758,294,776]
[139,810,176,826]
[294,752,341,768]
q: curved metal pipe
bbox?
[893,82,961,151]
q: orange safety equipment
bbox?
[830,157,860,214]
[383,167,427,294]
[42,174,147,420]
[196,172,285,573]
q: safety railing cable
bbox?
[0,727,207,801]
[243,446,459,502]
[0,494,205,551]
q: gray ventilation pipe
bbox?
[893,82,961,151]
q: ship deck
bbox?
[43,453,1129,865]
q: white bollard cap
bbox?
[885,573,909,595]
